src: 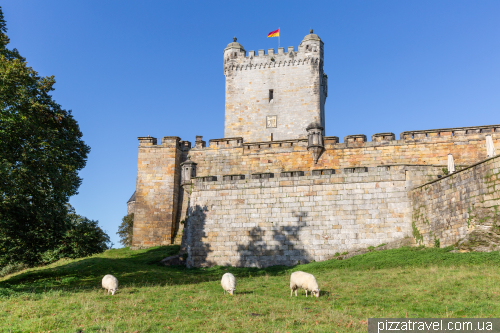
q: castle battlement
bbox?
[400,124,499,140]
[190,164,456,187]
[223,30,324,75]
[224,56,322,73]
[141,124,500,152]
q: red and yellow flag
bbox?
[267,29,279,38]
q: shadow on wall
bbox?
[236,211,313,268]
[184,204,213,267]
[184,203,313,268]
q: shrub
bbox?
[0,206,110,266]
[434,237,441,248]
[0,262,28,277]
[55,207,111,261]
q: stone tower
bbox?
[223,30,327,142]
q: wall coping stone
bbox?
[413,154,500,189]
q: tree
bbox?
[117,213,134,247]
[0,7,90,265]
[41,205,111,263]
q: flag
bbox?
[267,29,279,38]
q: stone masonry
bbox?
[131,30,500,266]
[411,155,500,248]
[133,136,181,247]
[184,165,441,267]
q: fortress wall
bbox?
[184,165,442,268]
[131,126,499,251]
[132,137,182,248]
[411,155,500,248]
[185,131,500,178]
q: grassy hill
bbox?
[1,246,500,332]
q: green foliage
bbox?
[412,220,424,245]
[434,237,441,248]
[0,262,27,277]
[33,206,111,264]
[55,206,111,261]
[0,7,90,266]
[117,213,134,247]
[367,246,375,251]
[442,167,449,175]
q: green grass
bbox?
[1,246,500,332]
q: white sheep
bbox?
[102,274,118,295]
[221,272,236,295]
[290,271,320,298]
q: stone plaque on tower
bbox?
[266,116,277,128]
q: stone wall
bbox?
[411,155,500,248]
[132,136,181,248]
[132,124,500,250]
[184,165,441,267]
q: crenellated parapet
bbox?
[223,30,324,76]
[223,52,322,74]
[140,124,500,155]
[208,137,243,149]
[400,124,500,140]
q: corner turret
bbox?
[224,37,246,64]
[298,29,324,59]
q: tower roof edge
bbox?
[224,36,246,53]
[300,29,323,45]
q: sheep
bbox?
[102,274,118,295]
[221,272,236,295]
[290,271,320,298]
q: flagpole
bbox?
[279,27,280,49]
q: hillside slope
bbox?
[1,246,499,332]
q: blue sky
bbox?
[2,1,499,247]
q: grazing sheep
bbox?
[290,271,320,298]
[102,274,118,295]
[221,272,236,295]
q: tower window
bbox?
[269,89,274,102]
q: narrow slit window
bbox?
[269,89,274,102]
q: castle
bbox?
[130,31,500,267]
